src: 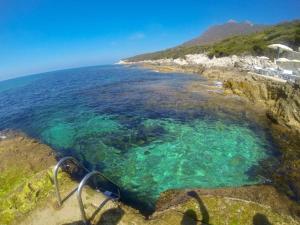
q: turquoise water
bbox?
[0,65,277,211]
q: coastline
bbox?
[1,131,299,224]
[127,62,300,212]
[1,64,300,224]
[133,62,300,133]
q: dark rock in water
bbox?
[101,124,167,153]
[144,150,150,155]
[136,129,148,143]
[100,134,131,153]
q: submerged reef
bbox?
[1,132,299,224]
[133,63,300,218]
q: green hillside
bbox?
[127,20,300,61]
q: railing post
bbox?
[76,171,121,225]
[53,156,120,224]
[53,156,82,206]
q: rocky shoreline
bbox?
[1,64,300,224]
[133,62,300,131]
[126,62,300,219]
[1,131,300,224]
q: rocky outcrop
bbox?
[178,66,300,133]
[153,187,300,225]
[267,81,300,130]
[223,73,300,133]
[0,131,57,224]
[201,68,300,205]
[130,62,300,213]
[121,54,278,73]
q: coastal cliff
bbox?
[199,67,300,134]
[222,73,300,132]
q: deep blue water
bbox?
[0,65,278,212]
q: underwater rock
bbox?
[1,131,299,225]
[134,63,300,215]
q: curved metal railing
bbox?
[53,156,89,206]
[53,156,121,224]
[77,171,121,224]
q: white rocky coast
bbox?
[118,54,278,70]
[119,53,300,82]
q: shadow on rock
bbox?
[253,213,272,225]
[188,191,210,225]
[181,209,198,225]
[95,207,125,225]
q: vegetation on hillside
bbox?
[127,20,300,61]
[183,22,268,46]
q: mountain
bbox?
[183,20,268,46]
[126,20,300,61]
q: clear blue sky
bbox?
[0,0,299,80]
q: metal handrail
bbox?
[53,156,89,206]
[77,171,121,224]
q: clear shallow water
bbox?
[0,65,277,211]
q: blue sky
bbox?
[0,0,299,80]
